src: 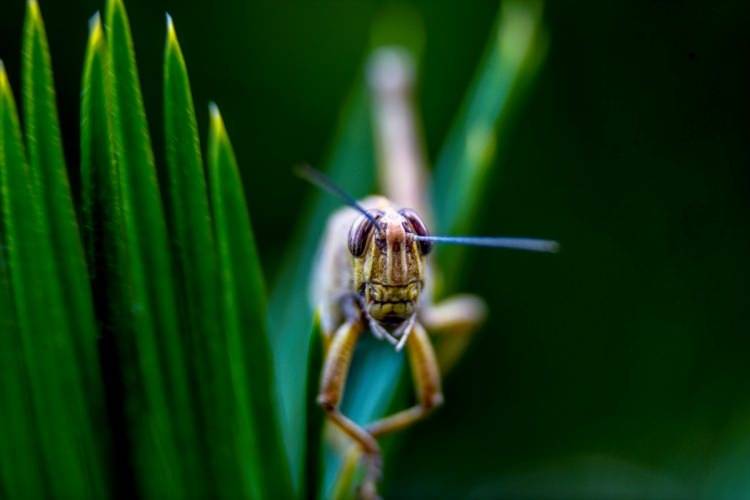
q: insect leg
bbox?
[366,321,444,438]
[420,294,487,372]
[317,320,382,495]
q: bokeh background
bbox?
[2,1,749,498]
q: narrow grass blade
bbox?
[0,258,41,498]
[81,13,126,313]
[105,0,201,495]
[268,86,375,492]
[22,0,102,414]
[0,61,103,497]
[0,64,43,496]
[207,105,293,499]
[81,13,119,284]
[432,0,546,279]
[164,18,241,496]
[80,14,134,495]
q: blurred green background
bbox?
[2,0,749,498]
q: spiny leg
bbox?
[366,322,444,438]
[420,294,486,373]
[317,320,382,498]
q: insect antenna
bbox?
[295,164,383,233]
[295,165,557,252]
[413,235,559,253]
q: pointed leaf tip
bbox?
[0,61,7,91]
[209,102,224,131]
[88,12,104,45]
[166,12,175,33]
[165,13,181,49]
[27,0,40,17]
[89,12,101,34]
[25,0,45,32]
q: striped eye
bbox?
[348,210,382,257]
[399,208,432,255]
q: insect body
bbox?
[311,193,460,499]
[305,48,557,499]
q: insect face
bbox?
[349,207,430,332]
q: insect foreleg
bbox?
[366,322,444,438]
[317,319,382,497]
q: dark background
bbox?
[2,1,749,498]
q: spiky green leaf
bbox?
[22,0,102,409]
[104,0,201,495]
[164,19,249,498]
[0,61,45,499]
[1,57,104,497]
[80,13,130,345]
[207,104,293,499]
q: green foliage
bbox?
[0,60,48,500]
[4,0,294,497]
[105,0,201,494]
[163,17,223,497]
[1,3,106,496]
[0,0,543,498]
[207,104,293,499]
[23,0,101,400]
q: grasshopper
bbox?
[304,49,557,499]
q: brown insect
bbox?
[302,49,557,499]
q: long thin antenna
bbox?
[296,165,559,253]
[414,235,559,253]
[295,165,383,233]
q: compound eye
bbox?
[348,211,381,257]
[399,208,432,255]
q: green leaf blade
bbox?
[163,18,217,332]
[82,14,177,496]
[163,18,232,496]
[208,105,293,500]
[1,60,103,498]
[22,0,102,411]
[81,13,117,278]
[80,14,129,334]
[79,17,134,497]
[0,62,45,499]
[104,0,202,495]
[21,9,108,492]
